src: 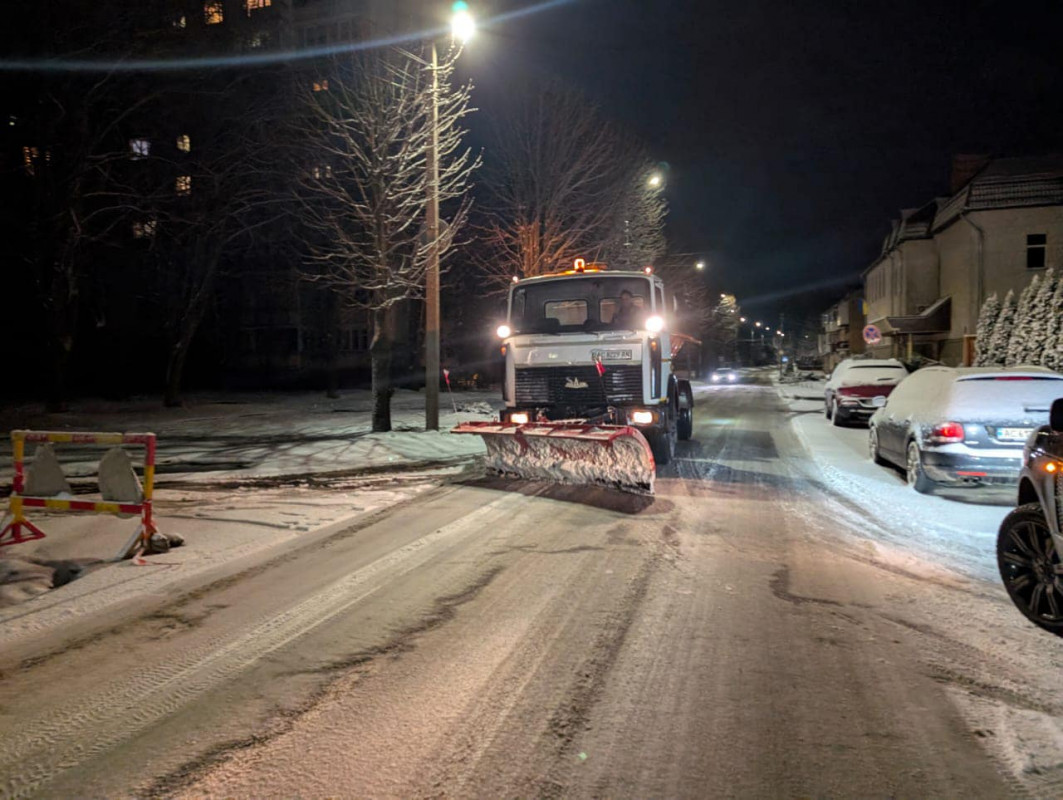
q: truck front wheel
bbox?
[646,426,675,467]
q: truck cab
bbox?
[495,261,694,465]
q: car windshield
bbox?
[509,276,653,334]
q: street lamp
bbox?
[755,321,762,328]
[695,260,705,271]
[426,2,475,431]
[647,172,662,189]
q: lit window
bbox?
[176,134,191,153]
[176,175,192,195]
[22,145,38,176]
[204,0,224,24]
[1027,233,1047,269]
[245,0,271,12]
[173,14,187,28]
[312,164,333,179]
[133,219,158,239]
[129,138,150,158]
[312,78,329,92]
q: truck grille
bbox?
[515,365,642,406]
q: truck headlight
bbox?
[496,324,511,338]
[631,410,655,425]
[508,412,529,425]
[645,315,664,333]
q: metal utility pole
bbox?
[425,41,441,431]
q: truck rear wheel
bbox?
[677,380,694,441]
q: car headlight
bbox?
[711,374,720,382]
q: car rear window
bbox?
[948,376,1063,420]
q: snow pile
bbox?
[837,366,907,388]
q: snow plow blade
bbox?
[452,421,656,494]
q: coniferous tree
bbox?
[1041,276,1063,372]
[974,293,1001,366]
[988,289,1016,367]
[1006,274,1040,366]
[1022,267,1056,367]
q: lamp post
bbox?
[426,3,474,431]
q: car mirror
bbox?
[1051,398,1063,433]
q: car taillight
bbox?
[929,421,965,443]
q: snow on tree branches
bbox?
[986,289,1016,368]
[974,293,1000,366]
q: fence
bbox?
[0,430,158,559]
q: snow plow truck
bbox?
[453,259,697,494]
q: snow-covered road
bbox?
[1,377,1061,799]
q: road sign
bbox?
[863,324,882,345]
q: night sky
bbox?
[463,0,1063,329]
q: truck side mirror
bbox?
[1052,398,1063,433]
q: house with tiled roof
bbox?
[862,155,1063,364]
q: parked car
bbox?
[868,366,1063,493]
[710,367,739,384]
[824,358,908,426]
[997,398,1063,638]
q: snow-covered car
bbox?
[868,366,1063,493]
[824,358,907,426]
[710,367,739,384]
[997,397,1063,638]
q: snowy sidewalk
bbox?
[0,388,496,487]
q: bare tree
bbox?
[600,161,668,268]
[291,47,478,431]
[476,85,642,288]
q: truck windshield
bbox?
[510,276,654,334]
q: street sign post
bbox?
[863,324,882,345]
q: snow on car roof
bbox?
[882,365,1063,423]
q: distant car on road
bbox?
[710,367,739,384]
[868,366,1063,494]
[824,358,908,426]
[997,398,1063,638]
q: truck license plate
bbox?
[592,349,632,361]
[997,427,1033,441]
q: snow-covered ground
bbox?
[775,377,1012,583]
[0,389,497,633]
[0,388,495,486]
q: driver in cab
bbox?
[611,290,642,329]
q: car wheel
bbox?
[868,428,887,465]
[997,503,1063,638]
[905,440,934,494]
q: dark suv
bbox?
[997,398,1063,638]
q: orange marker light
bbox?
[1046,461,1059,474]
[574,258,586,272]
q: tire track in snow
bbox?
[0,492,526,800]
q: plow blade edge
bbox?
[452,422,656,494]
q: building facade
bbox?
[862,155,1063,365]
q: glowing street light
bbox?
[755,321,762,328]
[740,316,747,322]
[451,1,475,42]
[695,260,705,271]
[647,172,662,189]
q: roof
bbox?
[933,154,1063,231]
